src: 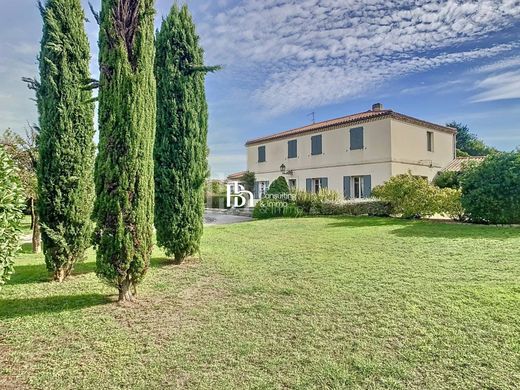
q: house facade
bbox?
[245,104,456,199]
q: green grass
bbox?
[1,216,519,389]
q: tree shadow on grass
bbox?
[0,293,111,320]
[9,261,96,286]
[390,221,520,240]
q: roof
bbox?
[443,156,486,172]
[245,108,456,146]
[227,171,247,180]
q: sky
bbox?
[1,0,519,178]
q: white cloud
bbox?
[471,56,520,73]
[472,70,520,102]
[199,0,520,114]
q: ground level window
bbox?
[288,179,296,189]
[352,176,364,199]
[313,178,321,193]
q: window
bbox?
[427,131,434,152]
[313,178,321,193]
[257,181,269,198]
[350,127,364,150]
[311,134,322,155]
[306,178,328,193]
[345,175,372,199]
[258,146,266,162]
[353,176,363,198]
[288,179,296,189]
[288,140,297,158]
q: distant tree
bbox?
[94,0,156,301]
[447,121,496,156]
[1,126,41,253]
[0,145,25,288]
[242,171,256,193]
[461,152,520,224]
[32,0,95,281]
[266,176,290,196]
[154,4,218,263]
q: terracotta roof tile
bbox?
[245,109,455,146]
[442,156,486,172]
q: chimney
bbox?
[372,103,383,111]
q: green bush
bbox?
[266,176,290,196]
[253,199,303,219]
[433,171,461,189]
[372,173,438,218]
[461,152,520,224]
[319,199,393,216]
[0,146,25,288]
[436,188,464,220]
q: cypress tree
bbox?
[94,0,156,301]
[154,4,215,263]
[35,0,95,282]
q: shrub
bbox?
[436,188,464,220]
[461,152,520,224]
[372,173,438,218]
[433,171,461,189]
[253,199,303,219]
[293,189,341,213]
[266,176,290,196]
[319,199,393,216]
[0,146,25,288]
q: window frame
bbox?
[352,176,364,199]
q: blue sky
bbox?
[1,0,519,178]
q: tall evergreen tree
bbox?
[94,0,156,301]
[154,4,216,263]
[34,0,95,282]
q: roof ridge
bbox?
[245,108,455,146]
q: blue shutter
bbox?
[258,146,266,162]
[350,127,364,150]
[320,177,328,189]
[288,140,297,158]
[311,135,322,155]
[254,182,259,199]
[306,179,312,193]
[343,176,351,199]
[363,175,372,198]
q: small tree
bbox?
[266,176,290,196]
[154,4,217,263]
[242,171,256,193]
[461,152,520,224]
[33,0,95,281]
[94,0,156,301]
[0,146,25,288]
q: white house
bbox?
[244,103,457,199]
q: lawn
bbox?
[1,216,519,389]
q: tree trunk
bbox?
[118,277,134,302]
[54,268,66,283]
[31,198,41,254]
